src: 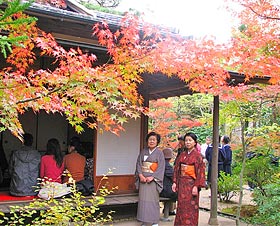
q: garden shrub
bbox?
[0,172,117,225]
[251,179,280,226]
[245,154,278,194]
[218,171,240,202]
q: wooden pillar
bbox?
[208,95,219,225]
[140,91,149,151]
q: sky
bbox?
[117,0,235,43]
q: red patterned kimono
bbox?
[173,149,205,226]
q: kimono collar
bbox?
[149,147,157,155]
[187,148,195,154]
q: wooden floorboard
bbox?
[0,193,169,214]
[0,194,139,213]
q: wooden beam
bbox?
[148,84,190,95]
[52,33,100,46]
[228,71,271,85]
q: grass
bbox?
[222,204,258,218]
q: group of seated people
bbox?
[8,133,93,198]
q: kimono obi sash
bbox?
[180,163,196,179]
[142,161,158,173]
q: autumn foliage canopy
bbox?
[0,0,279,138]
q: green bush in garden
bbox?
[245,155,278,195]
[250,179,280,226]
[218,171,240,202]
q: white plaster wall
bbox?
[96,118,141,176]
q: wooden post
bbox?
[140,90,149,150]
[208,95,219,225]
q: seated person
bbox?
[9,133,41,196]
[39,138,70,200]
[84,154,93,181]
[160,148,177,218]
[0,142,8,185]
[64,140,86,183]
[40,138,65,183]
[0,164,2,184]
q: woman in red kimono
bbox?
[172,132,205,226]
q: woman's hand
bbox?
[192,186,198,196]
[146,176,154,183]
[139,174,146,183]
[172,183,177,192]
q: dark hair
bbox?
[178,135,184,141]
[184,132,198,145]
[70,140,82,153]
[23,133,33,146]
[145,132,161,145]
[46,138,63,168]
[222,135,230,144]
[70,136,80,144]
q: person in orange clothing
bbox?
[64,140,86,183]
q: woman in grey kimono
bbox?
[135,132,165,226]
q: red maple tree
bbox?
[0,0,279,138]
[149,99,203,148]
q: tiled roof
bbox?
[28,0,179,34]
[28,2,121,26]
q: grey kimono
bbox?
[135,147,165,224]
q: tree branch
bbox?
[16,87,62,104]
[244,4,280,20]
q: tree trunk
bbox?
[208,95,219,225]
[235,120,247,225]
